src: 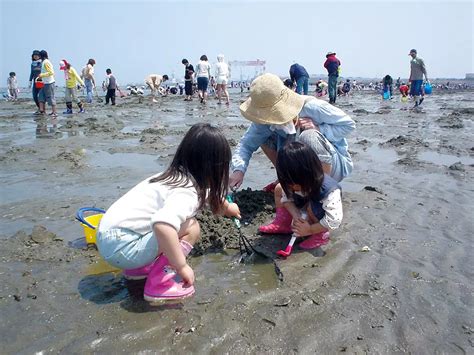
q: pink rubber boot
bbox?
[143,240,195,302]
[123,259,157,280]
[258,207,293,234]
[299,231,330,250]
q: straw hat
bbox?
[239,73,306,125]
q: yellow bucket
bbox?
[76,207,105,244]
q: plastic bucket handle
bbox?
[76,207,106,230]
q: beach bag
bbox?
[424,82,432,95]
[35,79,44,89]
[383,88,390,100]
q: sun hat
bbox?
[239,73,306,125]
[326,51,336,57]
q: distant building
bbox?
[465,73,474,80]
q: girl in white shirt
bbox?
[97,123,240,302]
[195,54,211,104]
[215,54,230,105]
[260,141,343,250]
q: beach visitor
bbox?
[29,50,42,112]
[283,78,295,90]
[195,55,211,104]
[182,59,195,101]
[342,79,351,97]
[37,50,57,117]
[229,73,355,197]
[96,123,241,302]
[259,141,342,250]
[289,63,310,95]
[103,69,118,105]
[324,51,341,104]
[144,74,169,102]
[382,75,393,99]
[59,60,85,114]
[399,82,409,101]
[215,54,230,105]
[408,49,428,108]
[7,72,18,101]
[315,79,328,97]
[81,59,96,104]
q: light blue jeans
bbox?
[96,228,159,270]
[84,79,93,103]
[296,76,309,95]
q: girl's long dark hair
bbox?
[150,123,231,213]
[276,141,324,204]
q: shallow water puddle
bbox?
[419,151,474,166]
[193,252,280,292]
[365,145,398,164]
[77,251,280,306]
[88,150,164,170]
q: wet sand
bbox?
[1,89,473,353]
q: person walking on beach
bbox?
[323,52,341,104]
[29,50,42,113]
[7,72,18,101]
[145,74,169,102]
[229,73,355,191]
[81,59,96,104]
[59,59,85,114]
[260,141,343,250]
[195,55,211,104]
[96,123,241,302]
[104,69,118,105]
[182,59,195,101]
[37,50,57,117]
[408,49,428,108]
[215,54,230,105]
[289,63,310,95]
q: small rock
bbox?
[360,246,371,252]
[274,297,291,307]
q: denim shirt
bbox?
[231,97,355,178]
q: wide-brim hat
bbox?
[326,51,336,57]
[239,73,306,125]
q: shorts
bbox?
[65,87,79,103]
[96,227,159,270]
[38,83,56,106]
[197,77,209,91]
[410,80,423,96]
[216,76,228,85]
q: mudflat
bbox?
[1,90,473,353]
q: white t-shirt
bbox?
[215,62,229,79]
[98,173,199,235]
[196,61,211,78]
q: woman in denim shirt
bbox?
[229,73,355,190]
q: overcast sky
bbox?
[1,0,473,85]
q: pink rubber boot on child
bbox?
[143,240,195,302]
[123,259,157,280]
[258,207,293,234]
[299,231,330,250]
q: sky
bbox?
[1,0,473,86]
